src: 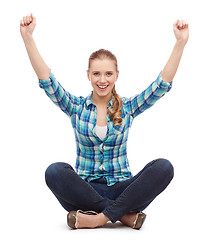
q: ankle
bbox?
[96,213,109,227]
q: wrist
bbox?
[22,34,33,42]
[175,40,187,49]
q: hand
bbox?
[20,13,36,38]
[173,19,189,46]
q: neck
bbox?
[92,91,112,106]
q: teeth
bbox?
[98,85,107,89]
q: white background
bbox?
[1,0,206,239]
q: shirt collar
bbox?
[86,91,113,108]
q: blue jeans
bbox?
[45,158,174,223]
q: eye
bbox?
[107,72,112,76]
[94,72,99,76]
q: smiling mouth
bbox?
[97,85,108,90]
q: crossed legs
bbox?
[45,158,174,228]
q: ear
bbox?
[115,70,119,82]
[87,70,90,81]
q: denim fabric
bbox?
[45,158,174,223]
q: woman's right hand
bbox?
[20,13,36,38]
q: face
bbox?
[87,58,119,102]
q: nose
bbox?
[99,74,107,83]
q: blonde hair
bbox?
[88,49,123,126]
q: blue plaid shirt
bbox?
[39,70,172,186]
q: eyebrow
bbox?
[92,71,114,73]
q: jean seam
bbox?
[102,209,115,223]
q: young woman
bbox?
[20,13,189,230]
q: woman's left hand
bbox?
[173,19,189,46]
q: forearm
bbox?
[22,34,50,80]
[161,40,186,83]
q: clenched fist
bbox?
[20,13,36,38]
[173,19,189,46]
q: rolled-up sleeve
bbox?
[39,70,82,118]
[123,71,172,119]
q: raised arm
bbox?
[20,13,50,80]
[161,19,189,83]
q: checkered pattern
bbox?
[39,70,172,186]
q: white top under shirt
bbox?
[95,125,108,141]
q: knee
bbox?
[45,162,73,188]
[155,158,174,182]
